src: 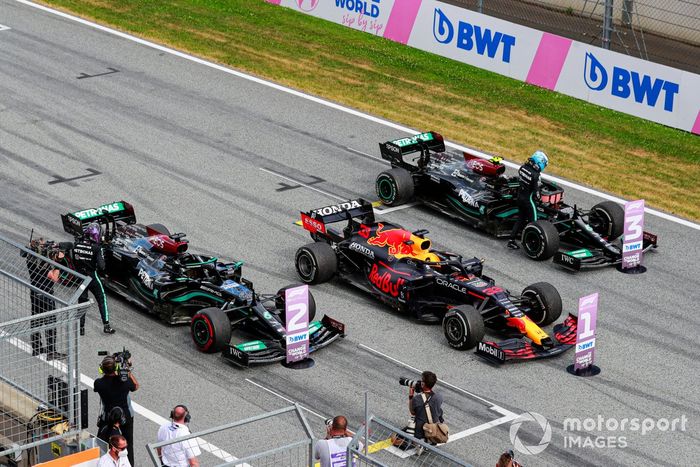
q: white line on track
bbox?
[14,0,699,231]
[2,330,237,463]
[259,167,344,201]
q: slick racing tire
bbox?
[276,284,317,323]
[295,242,337,284]
[191,307,231,353]
[521,220,560,261]
[443,305,485,351]
[376,168,414,206]
[589,201,624,240]
[146,223,171,235]
[521,282,562,326]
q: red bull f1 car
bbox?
[374,132,658,270]
[294,199,577,363]
[61,201,344,367]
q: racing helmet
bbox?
[84,222,101,243]
[529,150,548,172]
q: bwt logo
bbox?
[433,8,515,63]
[584,52,679,112]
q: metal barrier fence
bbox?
[348,416,472,467]
[146,405,315,467]
[0,234,90,462]
[445,0,700,74]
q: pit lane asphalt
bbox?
[1,2,698,465]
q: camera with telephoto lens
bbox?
[98,348,132,383]
[399,377,423,393]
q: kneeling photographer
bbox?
[95,350,139,466]
[404,371,446,450]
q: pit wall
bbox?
[267,0,700,135]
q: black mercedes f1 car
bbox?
[294,199,577,363]
[61,201,344,367]
[374,132,658,270]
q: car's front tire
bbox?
[521,282,562,326]
[590,201,624,239]
[376,168,414,206]
[443,305,485,350]
[276,284,317,322]
[295,243,337,284]
[521,220,560,260]
[191,307,231,353]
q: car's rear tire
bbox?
[191,307,231,353]
[521,220,560,261]
[443,305,485,350]
[295,243,337,284]
[276,284,317,323]
[376,168,414,206]
[521,282,562,326]
[147,223,171,236]
[590,201,624,240]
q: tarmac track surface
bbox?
[0,2,699,465]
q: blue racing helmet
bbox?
[529,150,548,172]
[84,222,101,243]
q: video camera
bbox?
[399,377,423,393]
[98,348,132,383]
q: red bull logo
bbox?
[367,223,414,256]
[369,263,406,297]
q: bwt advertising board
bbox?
[268,0,700,134]
[622,199,645,269]
[285,284,310,363]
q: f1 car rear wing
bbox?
[300,199,374,236]
[61,201,136,237]
[379,131,445,163]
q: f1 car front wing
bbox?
[221,315,345,368]
[476,314,578,364]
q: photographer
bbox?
[496,450,522,467]
[95,355,139,466]
[314,416,359,467]
[70,222,114,334]
[23,237,64,360]
[408,371,443,447]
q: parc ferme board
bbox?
[269,0,700,134]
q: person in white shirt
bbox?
[97,434,131,467]
[157,405,200,467]
[314,415,362,467]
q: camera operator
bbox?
[23,237,64,360]
[70,222,114,335]
[314,416,360,467]
[95,355,139,466]
[407,371,443,446]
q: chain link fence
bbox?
[445,0,700,74]
[0,233,90,462]
[348,416,472,467]
[146,405,315,466]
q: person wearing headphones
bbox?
[95,356,139,466]
[157,405,200,467]
[97,435,131,467]
[507,151,549,250]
